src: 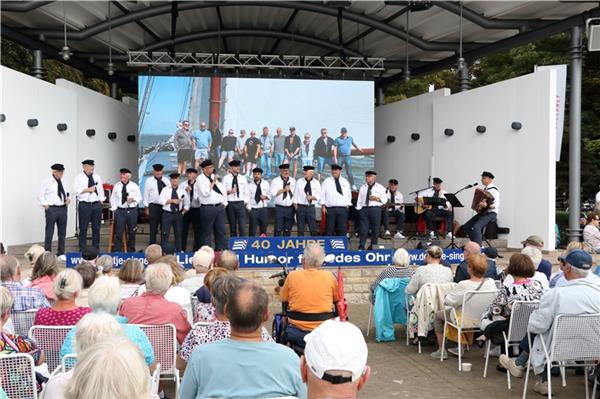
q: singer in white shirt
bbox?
[320,164,351,236]
[293,165,321,236]
[196,160,228,250]
[39,163,71,256]
[159,172,190,252]
[381,179,405,239]
[143,163,170,245]
[246,168,271,236]
[270,163,296,236]
[222,160,248,237]
[73,159,105,251]
[356,170,388,250]
[463,171,500,245]
[418,177,453,239]
[181,168,201,251]
[110,168,142,252]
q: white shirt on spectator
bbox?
[583,224,600,250]
[405,263,454,295]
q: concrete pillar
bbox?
[568,25,583,242]
[376,87,385,106]
[31,49,45,79]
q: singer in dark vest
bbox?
[109,168,142,252]
[293,165,321,236]
[73,159,105,251]
[38,163,71,257]
[143,163,170,245]
[158,172,189,252]
[181,168,201,251]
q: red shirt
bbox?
[34,306,91,326]
[119,292,191,344]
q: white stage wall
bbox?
[376,70,557,249]
[0,66,138,247]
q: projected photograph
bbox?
[138,76,374,197]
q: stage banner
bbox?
[65,252,195,269]
[228,236,348,251]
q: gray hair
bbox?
[53,269,83,300]
[303,244,325,269]
[521,246,542,267]
[96,255,113,275]
[88,276,121,314]
[0,255,18,282]
[426,245,443,260]
[73,313,124,353]
[0,286,13,316]
[570,266,591,278]
[211,274,241,315]
[145,263,173,295]
[227,282,269,333]
[217,250,239,271]
[392,248,410,267]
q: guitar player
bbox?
[462,171,500,245]
[418,177,454,239]
[382,179,406,239]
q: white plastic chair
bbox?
[150,363,161,395]
[61,353,77,372]
[522,313,600,399]
[28,325,73,372]
[0,353,38,399]
[441,289,498,370]
[11,310,38,337]
[483,300,539,389]
[137,324,180,399]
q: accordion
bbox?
[471,188,495,214]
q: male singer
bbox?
[293,165,321,236]
[356,171,387,250]
[196,160,228,250]
[246,167,270,236]
[143,164,170,245]
[320,164,351,236]
[382,179,405,239]
[223,160,248,236]
[270,164,296,236]
[109,168,141,252]
[73,159,105,251]
[159,172,189,252]
[463,171,500,244]
[181,168,201,251]
[38,163,71,257]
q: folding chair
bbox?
[28,325,73,372]
[150,363,161,396]
[522,313,600,399]
[191,295,199,320]
[405,294,421,353]
[11,310,38,337]
[483,301,539,389]
[137,324,180,399]
[61,353,78,372]
[0,353,38,399]
[441,289,498,370]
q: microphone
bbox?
[463,182,478,190]
[269,271,286,279]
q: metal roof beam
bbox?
[111,1,160,42]
[1,1,52,12]
[215,6,229,53]
[435,2,546,31]
[269,9,300,54]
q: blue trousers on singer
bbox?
[463,211,497,244]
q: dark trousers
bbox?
[182,207,201,251]
[275,205,295,236]
[325,207,348,236]
[161,210,183,251]
[359,207,381,249]
[424,208,452,233]
[114,208,138,252]
[463,211,497,244]
[382,209,405,233]
[296,205,317,236]
[44,206,67,255]
[78,201,102,251]
[249,208,268,236]
[226,201,246,236]
[148,203,163,245]
[199,205,227,250]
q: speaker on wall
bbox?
[444,128,454,136]
[386,135,396,143]
[410,133,420,141]
[127,135,136,142]
[108,132,117,140]
[57,123,68,132]
[27,119,39,127]
[511,122,522,130]
[476,125,486,133]
[0,114,5,122]
[86,129,96,137]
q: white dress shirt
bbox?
[38,176,70,207]
[246,180,271,209]
[158,185,190,212]
[109,181,142,211]
[293,178,321,206]
[420,188,450,209]
[484,183,500,214]
[270,176,296,207]
[73,172,105,203]
[222,173,248,203]
[181,180,201,208]
[143,176,170,206]
[320,176,352,207]
[196,173,227,206]
[386,188,405,212]
[355,182,388,210]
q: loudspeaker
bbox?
[410,133,420,141]
[86,129,96,137]
[127,135,136,142]
[511,122,522,130]
[444,128,454,136]
[0,114,5,122]
[588,20,600,52]
[57,123,68,132]
[27,119,38,127]
[108,132,117,140]
[386,135,395,143]
[476,125,486,133]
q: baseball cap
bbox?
[521,235,544,247]
[304,320,368,383]
[482,247,502,259]
[559,249,593,270]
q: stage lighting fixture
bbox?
[411,133,420,141]
[86,129,96,137]
[444,128,454,136]
[60,45,72,61]
[27,119,39,127]
[0,114,5,122]
[57,123,68,132]
[108,132,117,140]
[511,122,522,130]
[476,125,486,133]
[127,135,136,142]
[386,135,396,143]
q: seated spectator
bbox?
[118,258,146,299]
[81,246,99,266]
[521,235,553,279]
[159,255,193,322]
[44,313,126,399]
[195,249,239,303]
[184,245,215,279]
[550,241,595,288]
[24,244,45,269]
[369,248,414,304]
[583,213,600,253]
[34,269,91,326]
[500,249,600,395]
[119,263,191,344]
[178,274,272,370]
[194,267,229,323]
[405,246,453,295]
[60,276,154,366]
[431,253,497,359]
[180,282,306,399]
[28,251,59,301]
[280,244,338,346]
[181,248,213,294]
[96,254,113,276]
[74,261,96,306]
[144,244,163,264]
[454,241,500,283]
[482,247,502,275]
[64,337,157,399]
[302,320,370,399]
[0,254,49,311]
[502,247,549,290]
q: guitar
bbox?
[383,202,415,210]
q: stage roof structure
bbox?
[2,1,600,93]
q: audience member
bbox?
[119,263,191,343]
[521,235,553,279]
[64,337,157,399]
[502,247,549,290]
[195,249,239,303]
[118,258,146,299]
[550,241,594,288]
[302,320,370,399]
[405,246,453,295]
[81,246,99,265]
[180,282,306,398]
[60,276,154,366]
[181,249,213,293]
[34,269,91,326]
[24,244,46,268]
[144,244,163,264]
[0,254,49,311]
[583,213,600,253]
[454,241,499,283]
[28,251,59,301]
[159,255,193,322]
[96,254,114,275]
[194,267,230,322]
[74,261,96,306]
[369,248,414,304]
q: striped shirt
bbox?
[1,281,50,312]
[369,266,415,304]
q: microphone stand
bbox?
[401,185,433,247]
[445,183,477,249]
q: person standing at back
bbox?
[259,127,273,178]
[332,127,363,191]
[73,160,105,251]
[38,163,71,259]
[193,121,212,169]
[143,163,170,245]
[314,128,335,181]
[272,127,287,174]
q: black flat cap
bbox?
[389,179,398,185]
[303,165,315,171]
[252,167,263,174]
[119,168,131,174]
[433,177,443,184]
[169,172,180,179]
[152,164,164,171]
[481,171,495,179]
[186,168,198,174]
[279,163,290,170]
[229,160,241,167]
[330,164,342,171]
[200,159,213,168]
[365,170,377,176]
[81,159,94,166]
[51,163,65,171]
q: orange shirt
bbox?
[280,268,339,331]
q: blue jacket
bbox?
[374,277,410,342]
